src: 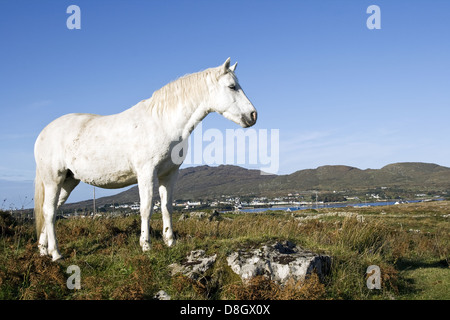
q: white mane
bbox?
[143,66,238,116]
[144,67,216,116]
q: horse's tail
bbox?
[34,168,45,237]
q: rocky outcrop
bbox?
[294,211,365,224]
[168,241,331,287]
[226,241,331,284]
[178,210,224,222]
[169,250,217,280]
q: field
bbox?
[0,201,449,300]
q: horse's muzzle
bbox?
[242,111,257,127]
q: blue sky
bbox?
[1,1,449,206]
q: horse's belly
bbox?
[75,171,137,189]
[70,161,137,189]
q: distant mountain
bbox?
[174,165,274,198]
[61,162,450,210]
[269,162,450,193]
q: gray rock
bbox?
[153,290,171,300]
[226,241,331,284]
[189,211,208,219]
[178,213,189,221]
[169,250,217,280]
[295,211,365,224]
[179,210,224,222]
[208,210,223,221]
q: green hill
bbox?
[268,162,450,194]
[61,162,450,209]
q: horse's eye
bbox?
[229,85,236,90]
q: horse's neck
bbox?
[137,94,210,141]
[133,69,216,141]
[179,102,210,139]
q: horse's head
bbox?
[211,58,257,128]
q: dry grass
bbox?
[225,273,326,300]
[0,200,449,300]
[0,241,68,299]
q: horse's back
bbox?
[35,113,100,154]
[35,112,141,187]
[34,113,102,171]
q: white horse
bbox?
[34,58,257,261]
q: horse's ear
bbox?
[230,62,238,72]
[222,57,231,74]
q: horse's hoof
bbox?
[164,238,176,247]
[141,242,151,252]
[39,245,48,256]
[52,254,64,262]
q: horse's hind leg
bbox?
[41,174,79,260]
[57,174,80,208]
[41,176,65,261]
[158,170,178,247]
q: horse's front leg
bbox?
[158,170,178,247]
[138,171,155,252]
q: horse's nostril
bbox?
[251,111,257,122]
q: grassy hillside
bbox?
[61,162,450,210]
[174,165,274,198]
[1,201,448,300]
[273,162,450,193]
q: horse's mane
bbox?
[143,66,228,116]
